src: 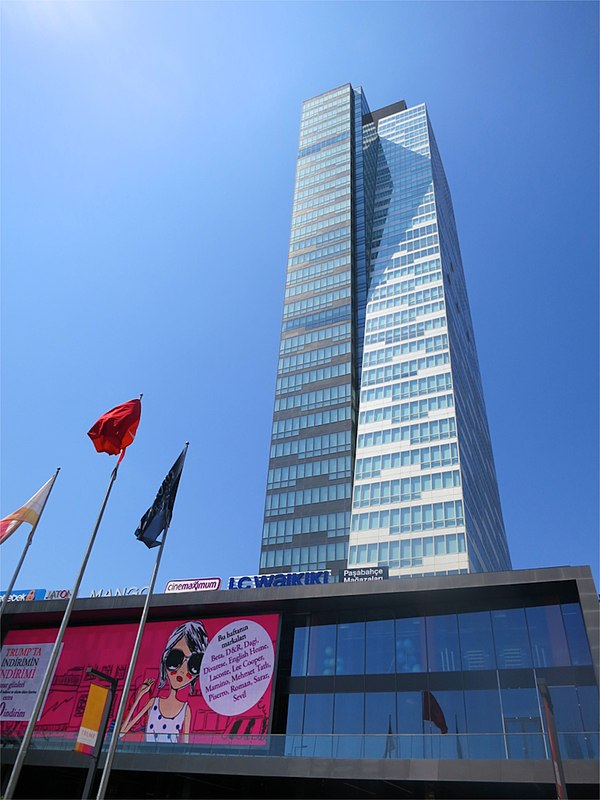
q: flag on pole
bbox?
[384,713,396,758]
[87,399,142,463]
[422,690,448,734]
[0,477,55,545]
[134,448,187,548]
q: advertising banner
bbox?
[0,589,47,603]
[1,613,279,747]
[74,683,109,755]
[0,642,59,722]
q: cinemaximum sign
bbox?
[228,571,332,590]
[165,578,221,593]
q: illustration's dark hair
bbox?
[158,620,209,693]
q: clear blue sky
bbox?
[1,1,598,596]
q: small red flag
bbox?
[87,399,141,463]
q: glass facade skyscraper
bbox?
[260,84,511,579]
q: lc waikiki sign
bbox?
[228,571,332,590]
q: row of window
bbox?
[361,371,453,405]
[295,167,350,195]
[276,360,351,395]
[372,254,440,286]
[297,131,350,160]
[302,86,349,113]
[353,470,461,508]
[267,457,352,489]
[362,333,448,367]
[357,417,456,449]
[295,150,347,179]
[278,342,351,376]
[284,269,350,300]
[372,244,440,270]
[356,442,459,479]
[358,394,454,425]
[270,429,352,459]
[292,187,350,214]
[260,540,348,570]
[283,286,351,320]
[350,500,465,535]
[292,198,350,227]
[262,511,350,544]
[293,174,350,204]
[300,96,348,122]
[282,303,351,333]
[288,240,350,268]
[298,119,350,149]
[349,533,466,568]
[290,604,593,677]
[286,686,598,761]
[271,407,352,440]
[361,352,450,387]
[280,323,351,355]
[290,212,350,242]
[265,482,351,516]
[286,254,351,286]
[289,224,351,254]
[360,372,453,404]
[274,383,351,413]
[381,207,437,240]
[367,270,441,304]
[365,300,445,333]
[367,284,444,315]
[364,316,447,348]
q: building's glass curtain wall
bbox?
[261,86,356,574]
[261,85,511,578]
[285,602,598,761]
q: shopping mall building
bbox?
[1,565,598,799]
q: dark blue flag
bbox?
[135,447,187,548]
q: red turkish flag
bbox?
[422,690,448,734]
[87,399,141,462]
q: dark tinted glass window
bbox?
[561,603,592,665]
[397,690,426,759]
[307,624,336,675]
[333,692,364,733]
[492,608,532,669]
[365,692,396,758]
[548,686,589,760]
[395,617,426,673]
[458,611,496,670]
[423,689,466,759]
[464,689,504,758]
[291,626,309,676]
[426,614,460,671]
[304,692,334,757]
[286,694,305,733]
[333,692,364,757]
[336,622,365,675]
[501,688,545,759]
[526,605,570,667]
[366,619,395,673]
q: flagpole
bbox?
[96,443,189,800]
[4,463,121,800]
[0,468,61,617]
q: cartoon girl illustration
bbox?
[121,620,208,743]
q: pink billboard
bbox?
[1,613,279,746]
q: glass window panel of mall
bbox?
[285,603,596,759]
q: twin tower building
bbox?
[259,83,511,580]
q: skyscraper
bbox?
[259,84,511,579]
